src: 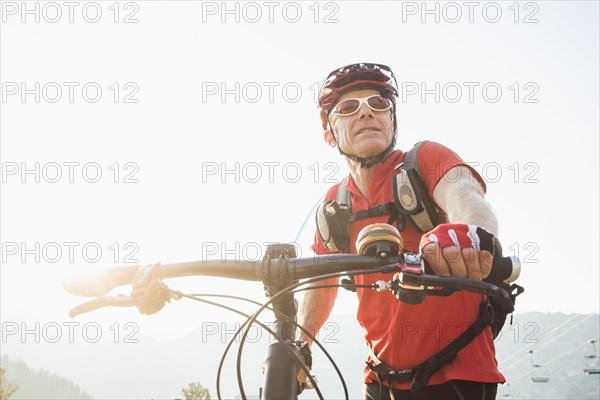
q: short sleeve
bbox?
[417,141,487,198]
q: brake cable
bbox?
[236,266,394,400]
[223,283,376,400]
[180,293,324,400]
[168,292,314,399]
[172,291,326,400]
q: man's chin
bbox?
[353,142,390,159]
[354,150,386,159]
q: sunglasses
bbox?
[331,95,392,116]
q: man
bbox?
[297,63,504,399]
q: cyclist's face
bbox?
[328,89,395,160]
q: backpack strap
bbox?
[366,300,494,393]
[337,175,395,222]
[331,176,395,254]
[402,141,425,172]
[490,282,525,337]
[392,141,444,233]
[336,176,351,208]
[320,141,445,252]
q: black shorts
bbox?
[363,380,498,400]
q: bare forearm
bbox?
[444,180,498,236]
[296,278,339,346]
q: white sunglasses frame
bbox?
[330,95,392,117]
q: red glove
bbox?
[419,224,497,279]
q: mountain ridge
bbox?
[1,311,598,399]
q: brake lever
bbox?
[68,282,182,318]
[391,262,499,304]
[68,264,177,318]
[69,295,138,318]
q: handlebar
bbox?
[483,255,521,283]
[63,260,265,297]
[63,254,402,298]
[64,250,520,317]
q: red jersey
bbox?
[312,141,505,389]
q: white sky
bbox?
[1,1,598,340]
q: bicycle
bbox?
[64,223,522,400]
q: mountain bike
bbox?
[64,224,521,400]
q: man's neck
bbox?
[346,158,377,200]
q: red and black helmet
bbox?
[318,63,399,118]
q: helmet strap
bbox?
[338,136,396,168]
